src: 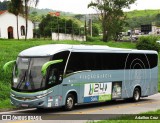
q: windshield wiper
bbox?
[16,71,27,89]
[40,77,45,88]
[28,71,35,90]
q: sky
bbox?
[37,0,160,14]
[1,0,160,14]
[37,0,95,14]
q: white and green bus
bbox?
[4,44,158,110]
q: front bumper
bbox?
[10,96,48,108]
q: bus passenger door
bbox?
[47,64,63,107]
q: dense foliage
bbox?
[39,14,84,37]
[88,0,136,41]
[126,13,160,29]
[0,1,9,10]
[136,36,160,52]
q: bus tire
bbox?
[64,94,75,111]
[132,87,141,102]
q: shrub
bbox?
[136,36,160,52]
[87,36,102,42]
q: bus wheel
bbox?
[133,87,141,101]
[65,94,75,111]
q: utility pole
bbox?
[72,21,74,40]
[84,15,87,41]
[57,16,59,41]
[89,14,92,37]
[51,18,52,40]
[65,19,67,34]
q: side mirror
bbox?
[41,59,63,76]
[3,60,16,73]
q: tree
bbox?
[0,1,9,10]
[74,14,84,20]
[29,11,41,22]
[88,0,136,41]
[126,15,154,29]
[92,23,100,37]
[24,0,39,40]
[39,14,82,38]
[8,0,23,40]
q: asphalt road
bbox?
[0,93,160,123]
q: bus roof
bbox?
[18,44,157,57]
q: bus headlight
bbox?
[36,91,53,99]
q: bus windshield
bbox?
[12,57,50,92]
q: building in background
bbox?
[0,11,33,39]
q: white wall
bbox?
[0,12,33,39]
[52,33,86,41]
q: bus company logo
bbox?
[25,82,30,87]
[89,84,94,95]
[84,82,112,103]
[22,97,27,101]
[84,83,112,97]
[89,83,108,95]
[80,73,112,80]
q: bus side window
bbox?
[52,51,70,75]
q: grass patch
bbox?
[0,99,15,110]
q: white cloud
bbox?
[125,0,160,11]
[37,0,95,14]
[2,0,160,14]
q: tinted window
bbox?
[66,52,127,74]
[66,52,158,74]
[125,54,158,69]
[46,51,70,87]
[146,54,158,68]
[52,51,70,73]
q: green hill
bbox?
[125,9,160,18]
[124,9,160,29]
[31,8,160,19]
[30,7,74,16]
[29,8,75,22]
[28,8,160,31]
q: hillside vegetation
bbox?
[125,9,160,29]
[30,8,160,19]
[30,8,74,16]
[125,9,160,18]
[29,8,160,30]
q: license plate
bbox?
[21,104,28,107]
